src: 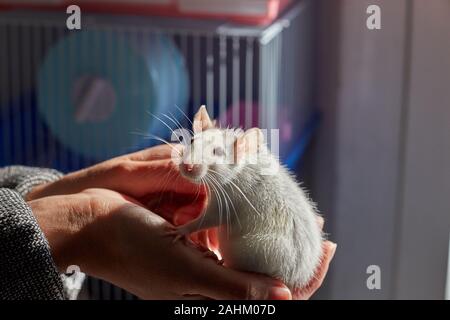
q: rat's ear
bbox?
[193,105,214,133]
[234,128,264,162]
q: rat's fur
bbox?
[174,107,323,290]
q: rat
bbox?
[167,105,324,290]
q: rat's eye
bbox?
[213,147,225,157]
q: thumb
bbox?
[191,260,292,300]
[173,204,205,225]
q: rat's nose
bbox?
[182,163,202,175]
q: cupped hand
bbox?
[27,144,335,299]
[30,188,291,300]
[27,145,207,219]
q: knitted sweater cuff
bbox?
[0,166,63,198]
[0,188,64,299]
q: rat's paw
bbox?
[164,225,188,243]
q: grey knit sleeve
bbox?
[0,165,63,198]
[0,165,69,299]
[0,188,64,299]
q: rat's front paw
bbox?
[164,225,188,243]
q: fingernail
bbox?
[267,286,292,300]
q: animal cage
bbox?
[0,0,315,299]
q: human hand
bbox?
[27,144,207,224]
[27,144,335,299]
[30,188,292,300]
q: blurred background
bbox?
[0,0,449,299]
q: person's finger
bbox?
[293,241,336,300]
[317,216,325,230]
[189,258,292,300]
[188,232,200,244]
[196,230,211,249]
[114,159,205,198]
[126,144,182,161]
[80,188,145,207]
[152,202,199,223]
[129,159,207,196]
[184,233,214,254]
[187,229,218,257]
[144,191,207,222]
[145,191,207,209]
[317,216,324,229]
[207,228,219,251]
[314,242,337,287]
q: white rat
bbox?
[168,106,323,290]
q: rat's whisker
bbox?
[204,175,224,229]
[212,174,235,236]
[174,104,194,128]
[202,176,216,228]
[215,176,238,234]
[131,129,181,167]
[148,112,182,144]
[154,165,177,207]
[162,113,194,143]
[202,177,213,204]
[208,176,224,227]
[215,179,231,237]
[207,172,240,234]
[162,113,189,136]
[189,181,203,207]
[130,130,152,138]
[221,183,241,230]
[170,111,194,139]
[208,168,262,218]
[140,134,181,156]
[168,111,186,133]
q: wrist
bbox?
[29,193,109,275]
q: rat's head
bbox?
[179,106,263,185]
